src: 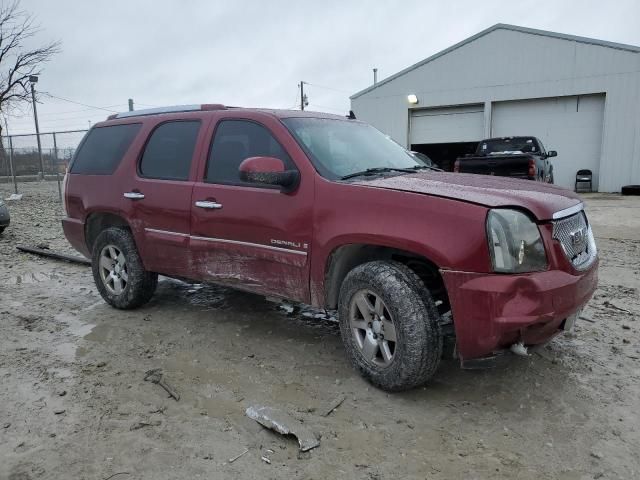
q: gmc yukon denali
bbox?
[455,136,556,183]
[62,105,598,391]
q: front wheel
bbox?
[338,261,442,391]
[91,227,158,309]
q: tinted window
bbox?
[139,121,200,180]
[71,123,141,175]
[206,120,294,185]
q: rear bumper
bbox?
[441,262,598,360]
[62,217,90,258]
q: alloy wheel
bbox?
[349,289,397,368]
[98,244,128,295]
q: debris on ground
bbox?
[320,395,346,417]
[510,342,529,356]
[227,448,249,464]
[261,455,271,464]
[603,301,632,314]
[16,244,91,265]
[5,193,23,201]
[245,405,320,452]
[143,369,180,401]
[130,420,161,431]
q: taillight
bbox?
[454,160,460,172]
[528,159,537,178]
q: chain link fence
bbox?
[0,129,88,200]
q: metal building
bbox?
[350,24,640,192]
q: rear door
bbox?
[190,117,313,302]
[123,118,209,277]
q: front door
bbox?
[190,118,313,302]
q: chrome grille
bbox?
[552,211,597,270]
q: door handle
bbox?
[124,192,145,200]
[195,200,223,209]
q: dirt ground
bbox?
[1,182,639,480]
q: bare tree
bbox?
[0,0,59,136]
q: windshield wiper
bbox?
[340,167,420,180]
[407,164,442,172]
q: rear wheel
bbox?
[92,227,157,309]
[338,261,442,391]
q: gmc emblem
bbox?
[570,227,587,250]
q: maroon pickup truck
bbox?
[62,105,598,391]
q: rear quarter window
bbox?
[70,123,142,175]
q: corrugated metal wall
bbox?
[351,27,640,192]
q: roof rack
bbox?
[107,104,226,120]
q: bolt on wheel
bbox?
[349,289,397,368]
[98,244,128,295]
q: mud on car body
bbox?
[62,104,598,391]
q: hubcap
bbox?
[99,245,128,295]
[349,289,397,368]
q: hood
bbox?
[352,172,581,221]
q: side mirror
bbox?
[238,156,299,193]
[547,151,557,158]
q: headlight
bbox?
[486,209,547,273]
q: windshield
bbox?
[282,117,426,180]
[480,137,539,155]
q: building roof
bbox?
[351,23,640,100]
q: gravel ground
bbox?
[1,181,639,480]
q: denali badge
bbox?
[271,239,308,249]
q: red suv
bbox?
[63,104,598,391]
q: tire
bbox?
[338,260,442,392]
[91,227,158,309]
[621,185,640,196]
[0,226,5,234]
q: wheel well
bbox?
[85,212,130,252]
[324,244,450,314]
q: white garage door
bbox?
[410,104,484,144]
[491,95,605,190]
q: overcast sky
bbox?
[5,0,640,136]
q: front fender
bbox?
[309,178,492,307]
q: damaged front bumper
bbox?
[440,262,598,361]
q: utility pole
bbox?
[53,132,61,202]
[29,75,45,180]
[299,81,308,111]
[128,98,134,111]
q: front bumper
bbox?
[441,262,598,360]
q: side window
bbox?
[70,123,141,175]
[206,119,294,185]
[139,121,201,180]
[537,139,546,156]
